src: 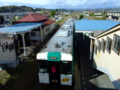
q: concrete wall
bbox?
[93,30,105,36]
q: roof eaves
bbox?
[15,24,42,34]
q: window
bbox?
[97,40,101,52]
[106,37,112,53]
[31,32,36,36]
[94,44,97,55]
[46,26,50,33]
[38,61,48,73]
[2,42,8,52]
[61,61,72,74]
[9,43,14,52]
[112,34,120,55]
[101,39,106,52]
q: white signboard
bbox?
[38,73,49,83]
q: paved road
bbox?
[76,33,117,90]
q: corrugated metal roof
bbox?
[75,20,120,31]
[43,19,55,26]
[0,23,43,34]
[18,14,48,22]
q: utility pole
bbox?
[103,2,106,16]
[93,6,95,17]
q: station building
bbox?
[75,18,120,90]
[0,14,55,70]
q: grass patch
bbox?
[84,16,106,20]
[0,70,11,86]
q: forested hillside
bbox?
[0,6,41,13]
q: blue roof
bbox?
[0,23,43,34]
[75,20,120,31]
[81,18,90,20]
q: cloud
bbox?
[0,0,120,9]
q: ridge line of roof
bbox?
[30,14,38,21]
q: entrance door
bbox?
[48,61,60,85]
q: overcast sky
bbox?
[0,0,120,9]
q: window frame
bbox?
[94,44,97,55]
[60,61,72,74]
[37,60,48,73]
[46,27,50,33]
[112,34,120,55]
[97,40,101,52]
[31,32,36,36]
[106,37,112,54]
[9,43,14,52]
[101,39,106,53]
[2,42,8,52]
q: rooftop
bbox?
[0,23,43,34]
[43,19,55,26]
[75,20,120,32]
[107,10,120,13]
[18,14,48,22]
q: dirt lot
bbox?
[1,15,73,90]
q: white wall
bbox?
[29,31,41,40]
[43,23,55,36]
[29,23,55,41]
[0,38,16,63]
[93,30,120,83]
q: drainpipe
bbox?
[89,39,92,60]
[21,33,26,56]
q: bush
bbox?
[79,15,83,19]
[50,11,56,17]
[89,13,94,16]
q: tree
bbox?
[50,11,56,17]
[89,13,94,16]
[40,10,43,14]
[79,15,83,19]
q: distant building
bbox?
[94,12,102,16]
[106,10,120,21]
